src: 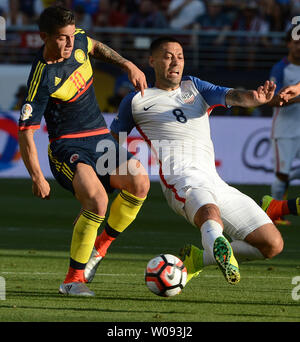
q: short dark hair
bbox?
[150,36,182,55]
[38,6,75,34]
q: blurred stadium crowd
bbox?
[0,0,297,32]
[0,0,298,116]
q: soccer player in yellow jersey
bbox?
[18,6,149,296]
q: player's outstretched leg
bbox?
[199,217,240,285]
[84,224,117,283]
[59,209,104,296]
[84,190,146,283]
[179,244,203,284]
[261,195,300,223]
[213,236,240,285]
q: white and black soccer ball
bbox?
[145,254,187,297]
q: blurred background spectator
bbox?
[9,0,37,25]
[258,0,283,32]
[10,84,27,110]
[127,0,168,28]
[71,0,99,21]
[167,0,205,29]
[1,0,297,116]
[193,0,232,46]
[228,1,270,69]
[93,0,112,27]
[93,0,130,28]
[105,73,134,112]
[0,0,8,21]
[74,3,92,32]
[108,0,130,27]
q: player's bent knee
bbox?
[79,191,109,216]
[261,234,284,259]
[269,236,284,258]
[245,223,284,259]
[125,159,150,197]
[125,174,150,198]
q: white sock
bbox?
[271,177,287,200]
[201,220,223,257]
[230,240,264,262]
[203,250,216,266]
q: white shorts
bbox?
[272,137,300,174]
[160,173,272,241]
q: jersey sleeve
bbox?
[188,76,231,107]
[75,27,93,53]
[110,92,136,135]
[19,60,48,131]
[270,60,285,95]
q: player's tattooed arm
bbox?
[225,89,246,106]
[89,38,147,95]
[90,39,128,66]
[226,80,276,107]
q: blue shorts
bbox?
[48,133,133,194]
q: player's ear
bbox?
[40,32,48,43]
[148,56,154,68]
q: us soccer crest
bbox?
[181,81,195,104]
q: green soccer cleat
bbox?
[261,195,273,213]
[179,244,203,284]
[213,236,240,285]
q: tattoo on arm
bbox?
[92,41,128,67]
[225,89,247,106]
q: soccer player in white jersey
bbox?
[86,36,283,286]
[264,29,300,224]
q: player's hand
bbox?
[124,61,147,96]
[253,80,276,104]
[32,178,51,200]
[278,84,300,104]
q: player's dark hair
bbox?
[150,36,182,55]
[38,6,75,34]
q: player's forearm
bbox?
[226,89,263,107]
[18,130,45,182]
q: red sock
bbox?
[282,200,290,216]
[268,199,290,220]
[64,267,85,283]
[94,229,116,257]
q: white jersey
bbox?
[270,58,300,139]
[111,76,230,193]
[111,76,272,234]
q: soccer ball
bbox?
[145,254,187,297]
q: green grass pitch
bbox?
[0,179,300,322]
